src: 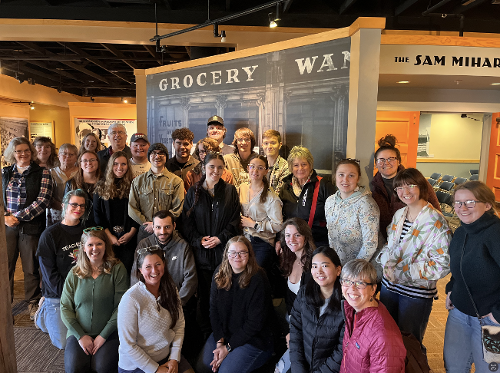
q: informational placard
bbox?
[74,118,137,147]
[147,37,351,175]
[30,122,53,141]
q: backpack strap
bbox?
[308,176,322,228]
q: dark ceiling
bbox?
[1,0,499,97]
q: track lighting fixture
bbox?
[269,13,278,28]
[213,24,227,43]
[90,97,95,102]
[30,104,35,110]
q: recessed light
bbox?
[491,82,500,86]
[396,80,410,84]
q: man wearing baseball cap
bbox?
[129,133,151,178]
[128,142,185,243]
[206,115,234,156]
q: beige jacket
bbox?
[128,168,184,224]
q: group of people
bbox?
[3,115,499,372]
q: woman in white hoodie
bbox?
[325,159,380,265]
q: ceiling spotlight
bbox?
[30,104,34,110]
[213,23,227,43]
[90,96,95,102]
[396,80,410,84]
[268,13,278,28]
[123,98,128,104]
[220,31,227,43]
[491,82,500,86]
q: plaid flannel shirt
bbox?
[267,155,291,195]
[5,164,53,221]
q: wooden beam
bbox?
[339,0,359,15]
[27,60,82,81]
[143,45,163,65]
[61,42,134,84]
[395,0,420,15]
[0,183,17,373]
[100,43,139,70]
[454,0,489,13]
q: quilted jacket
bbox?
[340,300,406,373]
[289,287,345,373]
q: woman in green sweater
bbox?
[61,228,129,373]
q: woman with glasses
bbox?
[239,154,283,274]
[287,246,344,373]
[325,159,379,265]
[47,143,79,226]
[223,128,257,188]
[370,135,440,241]
[61,227,128,373]
[94,151,139,275]
[185,137,233,192]
[340,259,406,372]
[33,136,59,169]
[36,189,88,349]
[443,181,500,372]
[118,246,194,373]
[196,236,274,373]
[3,137,53,319]
[182,152,241,335]
[279,146,334,248]
[378,168,451,349]
[65,150,101,227]
[79,132,103,155]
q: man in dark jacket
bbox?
[97,123,133,174]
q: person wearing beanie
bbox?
[129,142,185,243]
[206,115,234,156]
[129,133,151,178]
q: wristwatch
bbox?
[226,343,232,353]
[254,222,259,229]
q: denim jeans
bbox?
[380,283,433,346]
[196,333,273,373]
[275,349,291,373]
[250,236,276,275]
[444,307,500,373]
[64,331,119,373]
[36,297,67,349]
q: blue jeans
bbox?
[250,236,276,275]
[36,297,67,349]
[196,333,273,373]
[64,331,119,373]
[444,307,500,373]
[380,283,433,346]
[275,349,291,373]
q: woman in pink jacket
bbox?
[340,259,406,373]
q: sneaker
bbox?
[28,300,39,320]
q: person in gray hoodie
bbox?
[131,210,197,306]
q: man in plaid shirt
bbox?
[3,137,53,319]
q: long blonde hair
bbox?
[94,151,133,200]
[215,236,260,291]
[73,229,119,279]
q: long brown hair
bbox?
[135,248,181,327]
[33,136,59,168]
[248,154,270,203]
[279,217,314,277]
[215,236,260,290]
[94,151,133,200]
[74,229,119,279]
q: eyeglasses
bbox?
[236,138,251,144]
[68,202,86,209]
[14,150,31,154]
[110,131,126,136]
[394,184,418,193]
[83,226,104,233]
[137,245,163,255]
[228,251,249,258]
[150,151,166,158]
[248,164,266,171]
[340,279,374,289]
[376,157,398,165]
[81,159,98,164]
[454,200,481,209]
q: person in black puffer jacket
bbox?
[288,246,345,373]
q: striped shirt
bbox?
[399,219,413,243]
[382,277,437,299]
[5,164,53,221]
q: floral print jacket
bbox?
[378,202,451,289]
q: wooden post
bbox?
[0,180,17,373]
